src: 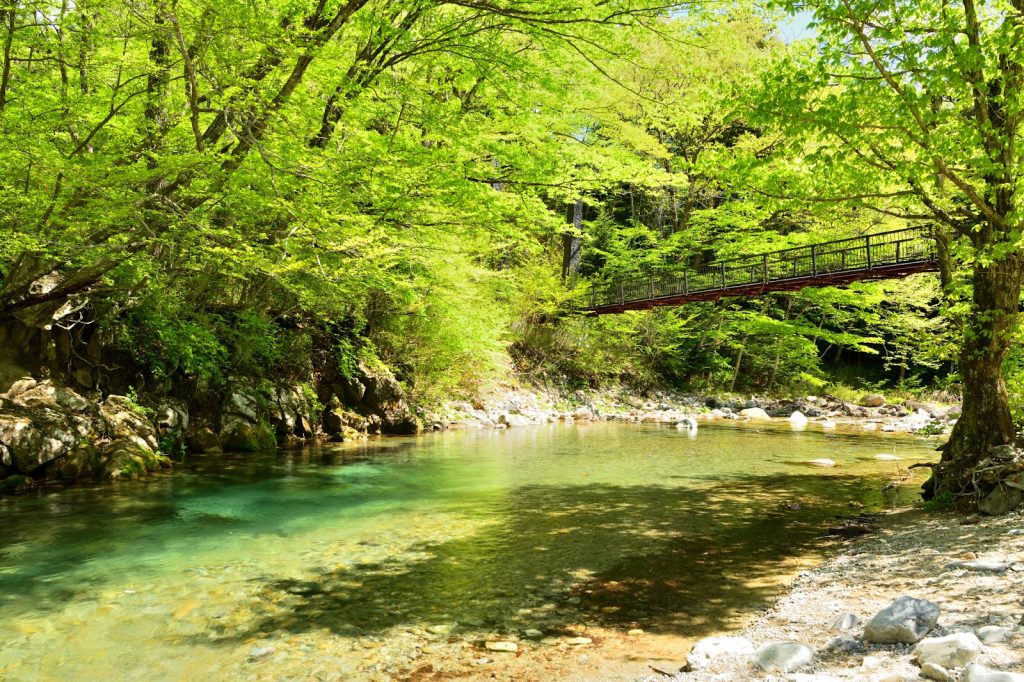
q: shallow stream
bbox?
[0,422,937,681]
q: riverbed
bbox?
[0,421,937,681]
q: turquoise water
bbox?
[0,422,936,680]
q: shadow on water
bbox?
[206,472,877,644]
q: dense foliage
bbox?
[0,0,1006,427]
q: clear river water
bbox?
[0,421,937,681]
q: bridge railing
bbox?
[582,227,936,310]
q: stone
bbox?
[978,487,1023,516]
[946,559,1012,573]
[913,632,982,669]
[0,474,33,494]
[484,641,517,652]
[829,613,861,631]
[523,629,544,639]
[564,636,592,646]
[154,398,189,435]
[751,641,814,673]
[220,419,276,452]
[686,636,755,671]
[963,664,1024,682]
[825,634,862,653]
[247,645,275,661]
[860,394,886,407]
[1005,472,1024,490]
[426,623,455,636]
[976,626,1010,643]
[227,390,261,422]
[875,454,902,461]
[498,413,531,428]
[921,662,954,682]
[0,408,87,473]
[739,407,770,420]
[809,458,837,467]
[627,628,644,636]
[862,596,940,644]
[789,410,809,424]
[573,407,594,421]
[102,437,167,479]
[188,427,222,454]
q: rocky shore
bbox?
[1,370,959,494]
[425,389,956,439]
[648,508,1024,682]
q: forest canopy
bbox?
[0,0,1005,427]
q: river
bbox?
[0,421,936,681]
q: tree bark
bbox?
[925,252,1022,500]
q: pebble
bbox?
[247,645,275,661]
[484,641,518,653]
[964,663,1024,681]
[808,459,837,467]
[921,662,954,682]
[522,629,544,639]
[564,637,592,646]
[945,559,1012,573]
[627,629,644,636]
[976,625,1011,643]
[829,612,860,630]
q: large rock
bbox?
[187,427,222,454]
[978,487,1023,516]
[322,407,368,435]
[153,397,188,436]
[739,407,770,420]
[101,437,168,479]
[963,664,1024,682]
[751,641,814,672]
[359,363,421,434]
[789,410,809,425]
[498,413,532,427]
[862,596,940,644]
[100,396,158,447]
[220,418,276,452]
[914,632,982,669]
[0,407,91,473]
[860,394,886,407]
[685,636,755,671]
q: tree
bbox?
[746,0,1024,504]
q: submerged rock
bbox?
[862,596,940,644]
[484,641,518,652]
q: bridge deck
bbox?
[581,227,938,315]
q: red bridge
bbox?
[581,227,938,314]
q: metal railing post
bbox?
[763,254,768,283]
[811,245,817,276]
[619,281,625,304]
[720,262,727,289]
[865,235,872,270]
[683,270,689,295]
[649,276,655,299]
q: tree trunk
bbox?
[925,253,1022,500]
